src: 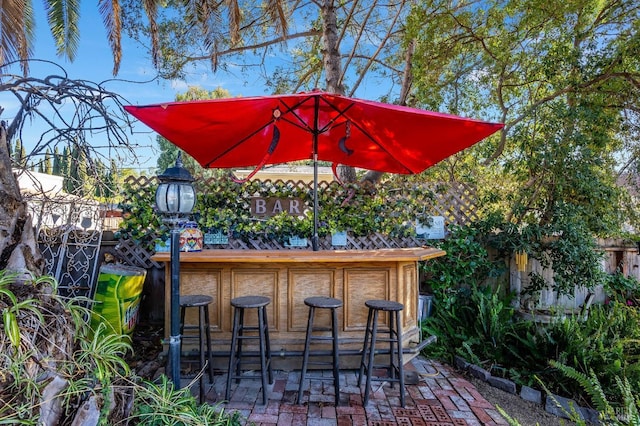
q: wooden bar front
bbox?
[153,247,445,369]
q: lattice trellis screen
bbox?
[114,176,478,270]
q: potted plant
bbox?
[200,206,237,245]
[263,212,313,246]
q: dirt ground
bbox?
[467,376,573,426]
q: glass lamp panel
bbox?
[155,183,170,214]
[156,182,196,214]
[178,185,196,214]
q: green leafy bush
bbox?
[421,222,501,296]
[605,272,640,306]
[547,361,640,425]
[419,220,640,407]
[423,289,640,407]
[421,284,516,368]
[118,179,162,250]
[545,302,640,402]
[0,271,241,425]
[501,362,640,425]
[118,176,435,244]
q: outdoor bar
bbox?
[129,92,503,374]
[153,247,445,368]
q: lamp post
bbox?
[155,152,196,388]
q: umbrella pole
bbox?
[312,153,319,251]
[312,95,320,251]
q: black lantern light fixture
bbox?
[155,152,196,388]
[156,152,196,222]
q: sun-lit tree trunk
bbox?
[0,120,43,277]
[320,0,357,183]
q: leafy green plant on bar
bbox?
[118,175,436,244]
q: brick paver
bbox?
[190,357,507,425]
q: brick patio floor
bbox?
[187,356,509,426]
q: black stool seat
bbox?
[358,299,405,407]
[226,295,273,405]
[181,294,213,307]
[365,299,403,312]
[297,296,343,406]
[231,295,270,309]
[305,296,343,309]
[179,294,214,403]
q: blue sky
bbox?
[0,4,400,174]
[0,4,272,172]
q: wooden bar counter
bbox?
[153,247,445,369]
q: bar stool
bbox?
[225,295,273,405]
[296,296,342,406]
[179,294,215,403]
[358,299,405,407]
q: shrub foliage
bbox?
[420,220,640,414]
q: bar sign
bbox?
[251,197,305,217]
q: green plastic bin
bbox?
[90,264,147,338]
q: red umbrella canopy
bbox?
[125,91,503,174]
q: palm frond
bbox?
[142,0,160,67]
[0,0,35,74]
[265,0,288,39]
[44,0,81,60]
[227,0,241,44]
[98,0,122,75]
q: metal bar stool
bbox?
[296,296,342,406]
[225,295,273,405]
[357,299,405,407]
[179,294,215,403]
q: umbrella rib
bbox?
[343,117,415,174]
[203,120,275,168]
[276,94,355,136]
[316,96,356,134]
[277,94,415,173]
[318,95,415,174]
[276,96,317,134]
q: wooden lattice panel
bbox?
[429,181,478,225]
[115,239,161,269]
[116,177,477,269]
[123,175,477,227]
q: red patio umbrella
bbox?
[125,91,503,249]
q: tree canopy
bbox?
[2,0,639,238]
[120,0,411,98]
[406,0,640,235]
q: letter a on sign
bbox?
[272,199,283,214]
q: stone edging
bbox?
[453,355,600,424]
